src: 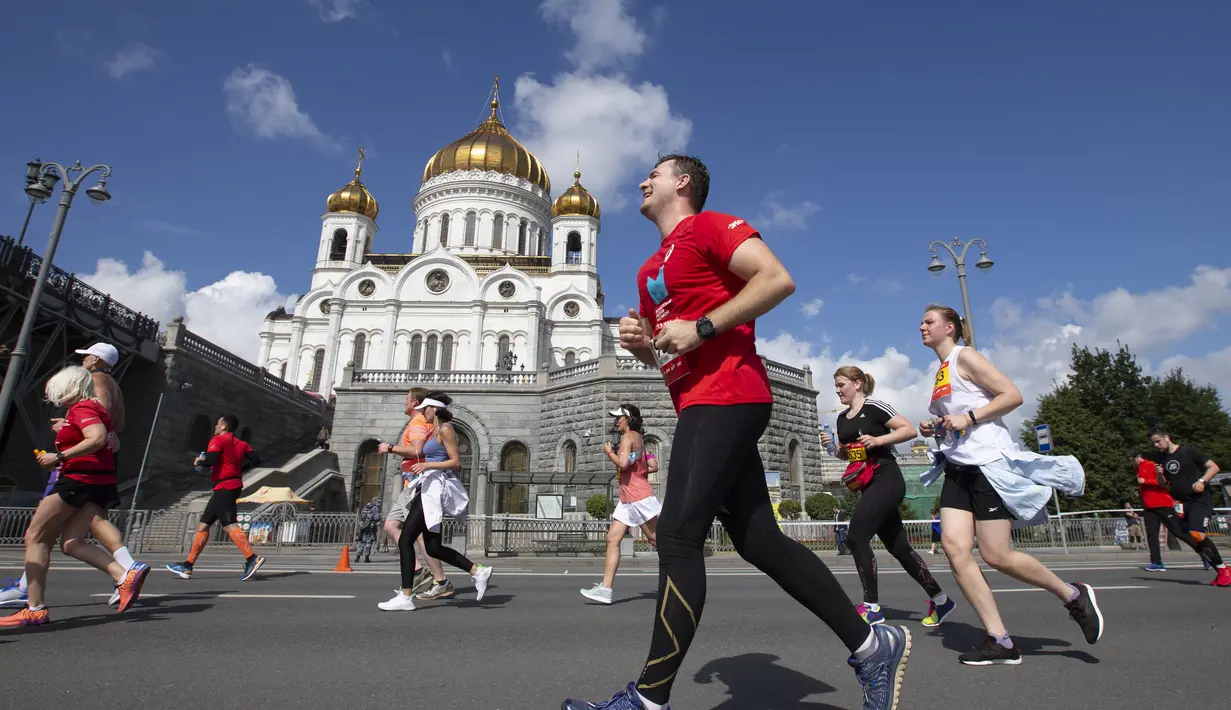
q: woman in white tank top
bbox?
[918,304,1103,666]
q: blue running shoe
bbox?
[241,555,265,581]
[921,597,957,627]
[166,562,193,579]
[848,624,911,710]
[0,579,28,608]
[1142,563,1166,572]
[561,682,668,710]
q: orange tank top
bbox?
[619,448,655,503]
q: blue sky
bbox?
[2,1,1228,430]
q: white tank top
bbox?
[927,345,1017,466]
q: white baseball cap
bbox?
[75,342,119,368]
[414,398,448,410]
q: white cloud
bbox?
[306,0,363,22]
[757,193,821,231]
[223,65,332,147]
[107,43,158,79]
[846,273,865,285]
[79,252,292,363]
[875,277,904,295]
[540,0,646,72]
[513,0,691,211]
[800,299,823,318]
[762,265,1231,442]
[442,50,455,72]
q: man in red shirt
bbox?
[1135,452,1216,573]
[165,415,264,580]
[563,156,909,710]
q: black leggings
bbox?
[845,463,942,604]
[635,404,869,705]
[398,491,473,588]
[1142,507,1222,566]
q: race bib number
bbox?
[846,441,867,462]
[931,361,952,402]
[652,315,691,387]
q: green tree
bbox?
[805,492,838,520]
[898,500,916,521]
[839,489,860,518]
[1022,344,1231,512]
[778,499,802,520]
[585,494,611,520]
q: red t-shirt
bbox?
[636,211,773,412]
[56,399,115,484]
[1136,460,1173,509]
[207,432,253,491]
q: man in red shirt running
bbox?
[562,155,909,710]
[165,415,264,580]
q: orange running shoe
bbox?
[0,606,50,627]
[116,562,150,613]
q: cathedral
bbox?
[258,82,825,518]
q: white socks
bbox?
[852,629,879,660]
[636,690,664,710]
[931,592,948,605]
[113,546,136,571]
[863,601,881,611]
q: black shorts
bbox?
[931,528,942,542]
[200,487,242,527]
[939,462,1015,521]
[50,475,120,510]
[1181,498,1215,534]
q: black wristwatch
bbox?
[56,451,66,463]
[696,316,716,341]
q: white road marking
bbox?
[90,593,355,599]
[992,585,1149,593]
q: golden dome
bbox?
[327,148,379,220]
[422,79,551,194]
[552,169,600,219]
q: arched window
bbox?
[564,350,577,367]
[352,333,367,369]
[409,335,423,370]
[566,231,583,264]
[186,414,213,452]
[279,361,287,380]
[464,211,477,246]
[455,427,474,488]
[424,335,439,371]
[498,441,529,514]
[562,440,577,473]
[440,334,454,371]
[788,440,802,492]
[309,348,326,391]
[329,228,347,261]
[354,439,383,505]
[518,220,527,254]
[644,436,661,485]
[439,213,450,247]
[497,335,510,369]
[492,214,504,249]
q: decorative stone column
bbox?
[319,299,345,396]
[382,300,398,368]
[286,317,306,384]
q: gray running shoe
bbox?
[580,583,613,604]
[415,579,455,600]
[410,567,434,594]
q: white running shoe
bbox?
[378,590,417,611]
[580,583,613,604]
[472,565,493,602]
[108,584,121,606]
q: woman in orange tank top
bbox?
[580,404,661,605]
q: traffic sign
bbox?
[1035,423,1052,453]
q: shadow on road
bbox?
[1131,575,1207,587]
[693,652,843,710]
[4,602,214,635]
[247,571,311,581]
[925,619,1100,664]
[609,591,657,606]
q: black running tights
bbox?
[635,404,869,705]
[398,491,473,589]
[1142,507,1222,566]
[845,463,942,604]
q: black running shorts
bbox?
[50,475,120,510]
[200,487,242,527]
[1181,497,1215,534]
[939,462,1015,521]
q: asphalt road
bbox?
[1,552,1228,709]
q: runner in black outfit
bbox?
[1145,427,1230,586]
[821,366,955,628]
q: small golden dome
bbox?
[327,148,379,220]
[422,78,551,194]
[552,169,600,219]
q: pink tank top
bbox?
[619,447,655,503]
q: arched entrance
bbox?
[353,439,382,508]
[498,441,529,514]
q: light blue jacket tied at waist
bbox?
[921,447,1086,527]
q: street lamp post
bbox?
[927,237,994,349]
[126,380,192,542]
[0,161,111,440]
[17,159,60,247]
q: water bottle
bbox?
[194,451,206,473]
[821,424,839,457]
